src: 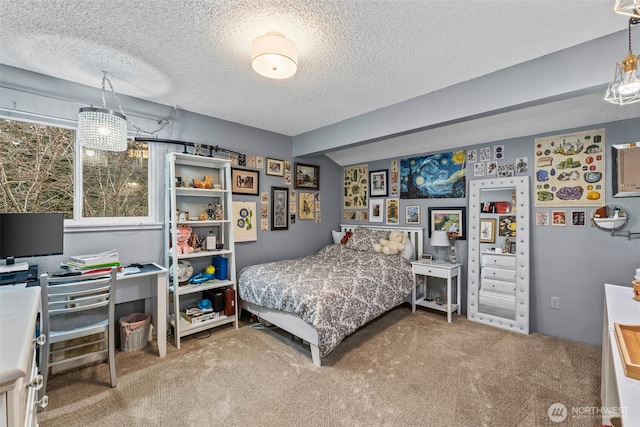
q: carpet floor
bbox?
[38,306,602,426]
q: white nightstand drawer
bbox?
[482,267,516,281]
[412,263,449,279]
[482,254,516,268]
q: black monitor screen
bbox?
[0,213,64,261]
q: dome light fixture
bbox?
[251,31,298,79]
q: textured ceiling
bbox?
[1,1,638,164]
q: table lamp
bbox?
[430,230,450,263]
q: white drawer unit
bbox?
[480,252,517,298]
[482,253,516,269]
[0,286,45,427]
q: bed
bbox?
[238,224,423,366]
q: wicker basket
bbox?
[119,313,151,352]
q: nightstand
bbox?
[411,260,462,322]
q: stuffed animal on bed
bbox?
[373,230,406,255]
[175,224,194,254]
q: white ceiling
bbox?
[1,1,639,165]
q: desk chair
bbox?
[38,268,118,402]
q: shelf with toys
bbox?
[164,152,237,349]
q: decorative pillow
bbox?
[331,230,343,245]
[400,236,414,260]
[345,227,389,252]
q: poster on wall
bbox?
[534,129,605,207]
[400,150,466,199]
[343,164,368,209]
[232,201,257,242]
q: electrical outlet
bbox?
[551,296,561,310]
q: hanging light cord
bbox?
[100,71,177,138]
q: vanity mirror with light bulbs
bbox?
[467,176,530,334]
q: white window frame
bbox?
[0,111,161,232]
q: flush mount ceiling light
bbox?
[605,18,640,105]
[251,31,298,79]
[78,71,128,151]
[614,0,640,18]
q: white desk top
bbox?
[0,286,39,385]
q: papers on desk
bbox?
[63,250,121,274]
[69,249,119,266]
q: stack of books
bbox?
[181,305,221,323]
[62,249,121,274]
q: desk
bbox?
[411,261,462,323]
[0,263,167,358]
[116,263,167,358]
[601,283,640,426]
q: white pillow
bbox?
[400,236,414,260]
[331,230,343,245]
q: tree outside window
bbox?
[1,118,149,221]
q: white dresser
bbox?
[0,287,44,427]
[601,283,640,426]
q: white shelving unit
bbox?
[165,152,237,349]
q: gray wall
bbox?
[343,118,640,347]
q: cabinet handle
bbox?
[27,374,44,390]
[34,334,46,346]
[36,395,49,409]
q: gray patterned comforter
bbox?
[238,244,414,357]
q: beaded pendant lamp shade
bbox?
[77,72,128,152]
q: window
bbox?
[1,118,154,226]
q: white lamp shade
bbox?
[430,230,450,247]
[605,53,640,105]
[251,32,298,79]
[77,107,128,151]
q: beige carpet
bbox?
[38,307,602,427]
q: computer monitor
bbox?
[0,212,64,271]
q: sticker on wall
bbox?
[261,191,268,204]
[534,129,605,207]
[552,210,567,226]
[284,173,291,185]
[247,155,256,168]
[497,164,514,177]
[516,157,529,174]
[467,149,477,163]
[571,210,586,227]
[260,205,268,218]
[487,161,497,176]
[298,192,315,220]
[261,218,268,231]
[479,147,491,162]
[494,145,505,160]
[256,156,264,169]
[474,162,485,177]
[536,210,550,226]
[238,154,247,166]
[386,198,399,224]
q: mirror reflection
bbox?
[467,176,530,334]
[478,188,517,320]
[592,205,628,231]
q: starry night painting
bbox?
[400,150,466,199]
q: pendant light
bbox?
[251,32,298,79]
[605,18,640,105]
[614,0,640,19]
[77,72,128,151]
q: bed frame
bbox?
[240,225,424,366]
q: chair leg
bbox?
[38,342,50,404]
[108,327,117,388]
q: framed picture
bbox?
[270,187,288,230]
[231,168,260,195]
[480,218,496,243]
[294,163,320,190]
[232,201,257,242]
[405,205,420,224]
[369,199,384,223]
[428,207,466,240]
[571,210,586,227]
[266,158,285,177]
[298,192,315,220]
[386,198,399,224]
[343,164,368,209]
[369,169,388,197]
